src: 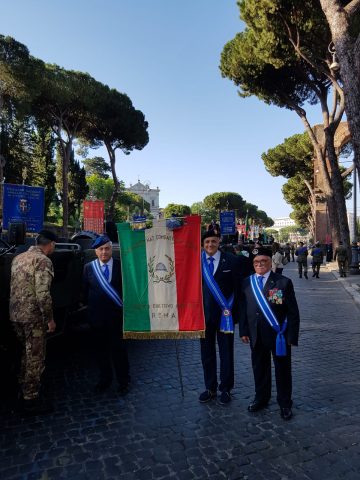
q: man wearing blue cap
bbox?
[239,247,300,420]
[82,235,130,394]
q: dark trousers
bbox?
[92,321,129,387]
[297,260,308,276]
[251,338,292,408]
[200,322,234,392]
[312,262,321,276]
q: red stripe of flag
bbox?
[173,215,205,332]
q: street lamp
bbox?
[328,42,340,72]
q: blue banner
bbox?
[3,183,45,232]
[220,211,235,235]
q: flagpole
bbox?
[174,340,185,397]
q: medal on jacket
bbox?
[250,274,287,356]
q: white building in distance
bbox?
[127,180,160,219]
[272,217,296,231]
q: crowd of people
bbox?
[9,227,352,420]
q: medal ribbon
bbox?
[202,251,234,333]
[250,274,287,356]
[91,260,123,308]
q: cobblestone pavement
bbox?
[1,262,360,480]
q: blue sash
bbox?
[250,274,287,356]
[202,251,234,334]
[91,260,123,308]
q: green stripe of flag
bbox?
[117,223,150,332]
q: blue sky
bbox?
[1,0,324,220]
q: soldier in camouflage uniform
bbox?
[334,241,349,277]
[10,229,57,414]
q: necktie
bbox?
[103,263,109,281]
[257,275,264,289]
[208,256,215,275]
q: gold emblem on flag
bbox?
[148,255,175,283]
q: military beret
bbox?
[252,247,272,258]
[202,230,221,243]
[37,229,58,242]
[91,235,111,249]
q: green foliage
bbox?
[163,203,191,218]
[56,148,89,218]
[86,174,114,203]
[262,133,313,179]
[86,174,149,222]
[203,192,246,212]
[220,0,331,111]
[278,224,308,242]
[191,201,218,226]
[30,126,56,216]
[82,156,111,179]
[0,34,150,231]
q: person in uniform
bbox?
[295,242,308,279]
[334,241,349,277]
[82,235,130,394]
[283,243,291,263]
[311,242,323,278]
[199,231,244,405]
[10,229,57,415]
[290,243,295,262]
[239,248,300,420]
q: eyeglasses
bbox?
[253,260,269,266]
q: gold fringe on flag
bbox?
[123,330,205,340]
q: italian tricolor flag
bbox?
[117,215,205,339]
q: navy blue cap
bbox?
[91,235,111,249]
[38,229,58,242]
[252,247,272,258]
[202,230,221,243]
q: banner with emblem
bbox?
[2,183,44,232]
[117,215,205,339]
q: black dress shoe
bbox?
[199,390,217,403]
[280,407,293,420]
[247,400,269,412]
[94,382,111,394]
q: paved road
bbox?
[1,261,360,480]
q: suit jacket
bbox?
[82,258,123,328]
[202,251,244,326]
[239,271,300,347]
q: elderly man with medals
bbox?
[239,247,300,420]
[199,231,243,405]
[82,235,130,395]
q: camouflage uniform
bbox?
[334,244,349,277]
[10,246,54,400]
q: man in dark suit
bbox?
[82,235,130,394]
[199,231,244,405]
[239,247,300,420]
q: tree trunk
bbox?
[324,127,350,244]
[105,142,119,221]
[297,111,341,245]
[59,139,71,239]
[319,0,360,179]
